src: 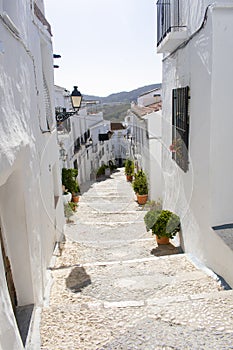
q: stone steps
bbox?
[49,254,225,307]
[40,169,233,349]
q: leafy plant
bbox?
[132,170,148,195]
[108,160,117,171]
[62,168,80,194]
[96,164,109,177]
[68,201,78,212]
[64,203,73,222]
[124,159,134,176]
[144,209,180,239]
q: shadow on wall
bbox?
[66,267,91,293]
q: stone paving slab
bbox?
[72,210,146,224]
[49,255,222,306]
[77,200,139,213]
[65,221,149,242]
[53,238,155,266]
[40,291,233,350]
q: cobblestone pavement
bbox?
[40,169,233,349]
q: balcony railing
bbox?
[157,0,186,49]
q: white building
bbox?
[125,89,163,201]
[55,86,114,184]
[157,0,233,286]
[110,123,128,167]
[0,1,64,348]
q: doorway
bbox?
[0,226,17,312]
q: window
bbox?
[40,39,56,131]
[171,86,190,172]
[74,138,81,154]
[43,72,54,130]
[73,159,78,170]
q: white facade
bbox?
[143,110,163,201]
[0,1,64,348]
[125,91,163,201]
[110,123,128,167]
[158,0,233,286]
[55,87,114,184]
[137,88,161,107]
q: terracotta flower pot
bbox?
[126,175,133,182]
[72,194,80,203]
[156,235,169,245]
[137,194,148,205]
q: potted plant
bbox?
[64,203,74,223]
[132,170,148,204]
[62,187,72,204]
[62,168,80,203]
[68,201,78,212]
[144,209,180,244]
[124,159,134,182]
[96,164,108,178]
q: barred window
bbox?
[43,72,55,131]
[171,86,190,172]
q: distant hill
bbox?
[102,103,131,122]
[83,83,161,104]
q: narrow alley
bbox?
[40,169,233,349]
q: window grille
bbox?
[172,86,190,172]
[43,72,55,130]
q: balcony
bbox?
[156,0,187,54]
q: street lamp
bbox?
[56,86,82,123]
[70,86,82,110]
[85,137,93,148]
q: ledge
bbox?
[212,224,233,251]
[157,29,188,54]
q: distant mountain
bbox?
[83,83,161,104]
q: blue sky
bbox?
[45,0,162,97]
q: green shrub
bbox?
[68,201,78,212]
[96,164,108,177]
[62,168,80,194]
[132,170,148,195]
[108,160,117,171]
[64,203,73,220]
[144,209,180,239]
[124,159,134,176]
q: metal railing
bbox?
[157,0,184,47]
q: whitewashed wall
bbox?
[0,1,64,348]
[111,129,128,162]
[55,86,114,185]
[143,110,162,201]
[138,88,161,107]
[161,2,233,287]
